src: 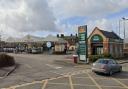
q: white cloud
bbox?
[47,0,128,38]
[59,18,121,36]
[0,0,128,38]
[0,0,57,37]
[48,0,128,19]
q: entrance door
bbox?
[96,47,103,55]
[92,44,103,55]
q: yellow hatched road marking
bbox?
[69,76,74,89]
[48,82,68,85]
[101,85,127,88]
[112,78,128,89]
[73,84,96,87]
[86,72,102,89]
[8,81,42,89]
[2,69,128,89]
[42,80,48,89]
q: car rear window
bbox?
[96,60,109,64]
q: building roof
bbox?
[21,35,43,42]
[43,35,67,43]
[6,37,20,42]
[6,35,43,42]
[5,35,67,43]
[99,30,121,39]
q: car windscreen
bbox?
[96,59,109,64]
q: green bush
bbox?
[103,53,113,58]
[0,53,15,68]
[89,53,112,63]
[89,55,104,62]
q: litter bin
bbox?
[73,55,78,63]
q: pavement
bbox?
[0,65,17,78]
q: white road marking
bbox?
[24,64,32,69]
[46,64,62,69]
[49,71,64,76]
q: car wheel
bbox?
[119,67,122,72]
[109,70,113,76]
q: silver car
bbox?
[92,58,122,75]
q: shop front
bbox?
[91,35,103,55]
[88,27,123,58]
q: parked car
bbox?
[31,47,43,54]
[92,58,122,75]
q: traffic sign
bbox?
[46,42,52,48]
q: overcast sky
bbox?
[0,0,128,39]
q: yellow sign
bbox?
[79,28,85,33]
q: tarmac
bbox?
[0,54,128,89]
[2,69,128,89]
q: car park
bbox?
[92,58,122,75]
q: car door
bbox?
[112,60,121,72]
[108,60,116,72]
[111,60,119,72]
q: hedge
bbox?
[89,53,113,63]
[0,53,15,68]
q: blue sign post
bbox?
[78,25,88,62]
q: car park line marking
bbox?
[0,77,4,79]
[48,82,69,85]
[46,64,62,69]
[86,72,102,89]
[42,80,48,89]
[48,76,67,81]
[3,69,128,89]
[2,70,88,89]
[93,77,128,81]
[112,78,128,89]
[73,84,96,87]
[118,78,128,80]
[69,76,74,89]
[24,64,32,69]
[49,71,64,76]
[6,81,42,89]
[69,70,87,76]
[72,76,90,79]
[101,85,127,88]
[93,77,111,80]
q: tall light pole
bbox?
[0,24,2,42]
[122,17,128,39]
[119,19,121,37]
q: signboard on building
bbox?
[78,25,88,62]
[91,35,103,42]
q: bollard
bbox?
[73,55,78,63]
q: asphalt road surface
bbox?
[0,53,87,88]
[0,53,128,89]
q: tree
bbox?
[57,34,59,38]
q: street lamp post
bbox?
[122,17,128,39]
[119,20,121,37]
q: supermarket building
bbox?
[88,27,123,58]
